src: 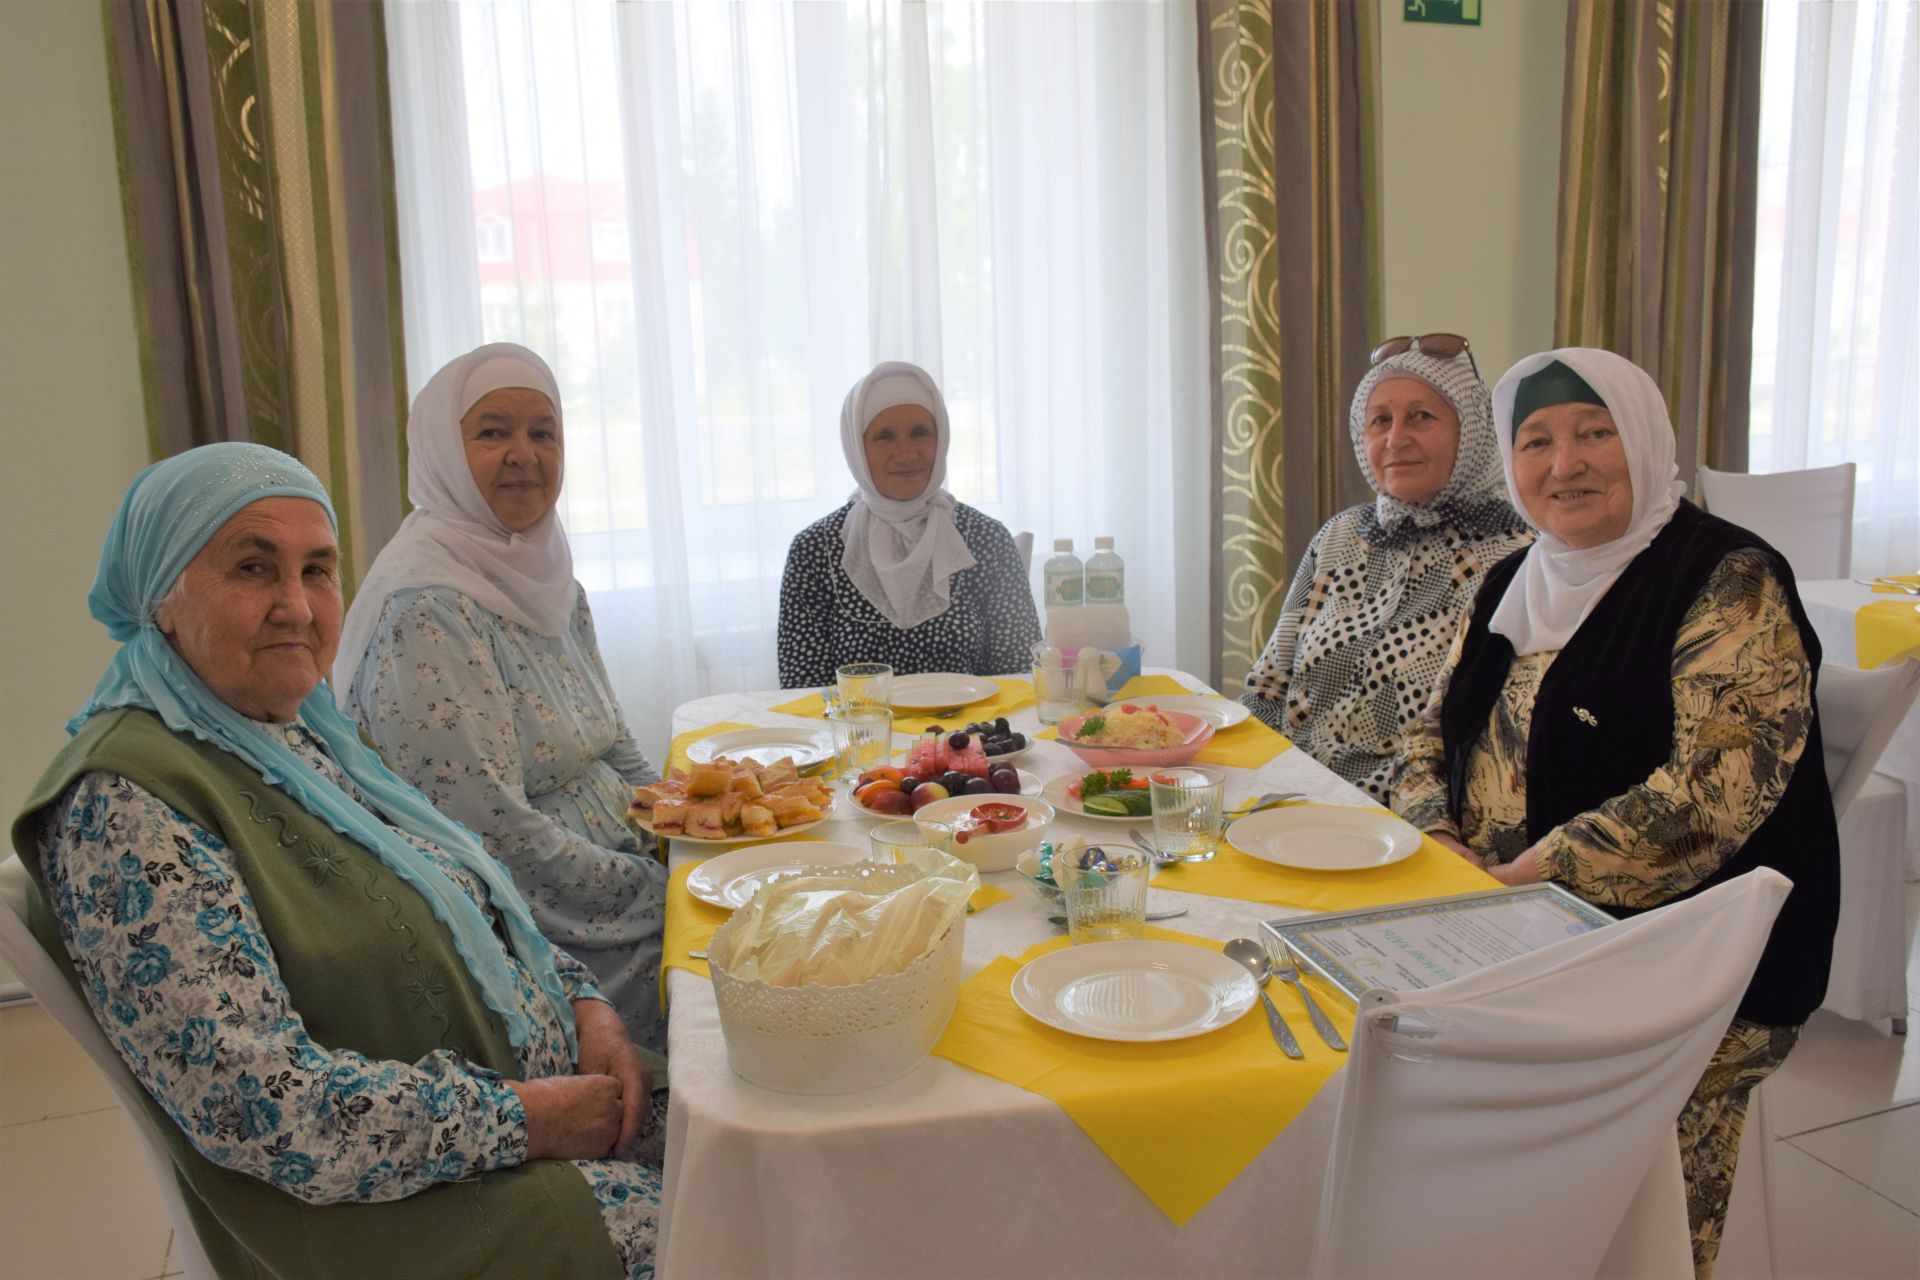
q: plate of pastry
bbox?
[631,757,835,846]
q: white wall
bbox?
[0,1,150,823]
[1377,0,1567,384]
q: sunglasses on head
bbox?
[1370,333,1476,373]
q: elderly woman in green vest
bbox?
[10,444,664,1279]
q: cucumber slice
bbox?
[1081,795,1131,817]
[1117,791,1154,816]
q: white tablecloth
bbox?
[658,673,1371,1278]
[1799,579,1920,876]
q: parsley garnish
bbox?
[1076,716,1107,740]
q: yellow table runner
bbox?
[663,720,760,776]
[932,926,1348,1225]
[1035,675,1294,770]
[770,677,1036,734]
[1869,573,1920,592]
[1151,818,1498,912]
[1855,599,1920,669]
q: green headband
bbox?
[1512,359,1607,426]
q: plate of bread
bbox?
[631,756,835,845]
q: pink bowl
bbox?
[1054,708,1216,768]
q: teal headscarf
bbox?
[74,443,576,1055]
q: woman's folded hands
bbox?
[511,998,654,1161]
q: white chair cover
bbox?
[1310,869,1792,1280]
[1819,659,1920,819]
[0,857,216,1280]
[1698,463,1855,582]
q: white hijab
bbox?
[1487,348,1689,656]
[837,361,976,630]
[334,343,578,704]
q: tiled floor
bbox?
[2,895,1916,1280]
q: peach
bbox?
[908,782,951,811]
[854,779,902,808]
[864,789,913,816]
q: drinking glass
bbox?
[1056,849,1151,944]
[1031,642,1080,725]
[870,819,952,863]
[836,661,894,710]
[827,704,893,784]
[1148,767,1225,863]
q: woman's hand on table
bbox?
[1427,831,1481,864]
[573,997,652,1157]
[1487,849,1545,887]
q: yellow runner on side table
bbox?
[1153,820,1497,913]
[932,925,1347,1226]
[770,677,1036,734]
[1855,599,1920,669]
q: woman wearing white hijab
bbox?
[1392,348,1839,1278]
[337,343,667,1053]
[776,360,1041,688]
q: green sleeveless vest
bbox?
[10,709,622,1280]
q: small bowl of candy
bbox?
[1014,841,1069,911]
[911,793,1055,872]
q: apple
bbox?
[909,782,951,811]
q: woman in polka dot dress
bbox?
[1242,337,1533,801]
[777,361,1041,688]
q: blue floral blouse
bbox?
[344,587,667,1052]
[36,719,662,1279]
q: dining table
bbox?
[650,671,1670,1278]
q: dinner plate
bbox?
[1010,941,1258,1042]
[890,673,1000,712]
[1226,805,1421,871]
[685,727,834,771]
[635,809,832,848]
[685,841,873,910]
[1113,693,1251,730]
[850,768,1042,818]
[1040,772,1153,824]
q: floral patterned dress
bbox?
[345,587,667,1052]
[35,721,664,1279]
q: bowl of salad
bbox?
[1055,704,1214,768]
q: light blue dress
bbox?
[346,586,667,1052]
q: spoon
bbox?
[1125,829,1184,866]
[1224,938,1303,1058]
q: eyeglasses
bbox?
[1370,333,1477,376]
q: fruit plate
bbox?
[1041,773,1154,823]
[850,768,1041,819]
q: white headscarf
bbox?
[1487,347,1689,655]
[334,343,578,703]
[837,361,976,629]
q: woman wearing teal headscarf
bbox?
[10,444,663,1279]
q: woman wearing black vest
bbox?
[1391,348,1839,1280]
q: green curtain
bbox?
[1197,0,1382,689]
[1555,0,1763,479]
[103,0,410,594]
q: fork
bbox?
[1228,791,1304,818]
[1856,578,1920,595]
[1268,942,1348,1051]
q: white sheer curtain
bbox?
[386,0,1210,754]
[1749,0,1918,579]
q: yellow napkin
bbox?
[663,720,759,776]
[1856,599,1920,669]
[969,882,1013,914]
[932,926,1348,1225]
[1193,720,1292,769]
[1150,816,1497,912]
[1111,673,1190,699]
[1869,574,1920,593]
[773,678,1038,734]
[661,861,727,992]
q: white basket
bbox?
[708,865,966,1095]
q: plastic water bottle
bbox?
[1084,536,1124,604]
[1043,539,1084,607]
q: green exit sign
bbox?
[1405,0,1482,25]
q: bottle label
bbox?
[1046,575,1083,606]
[1085,574,1122,602]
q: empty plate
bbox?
[684,841,873,910]
[685,727,834,771]
[1010,941,1258,1042]
[890,673,999,711]
[1226,805,1421,871]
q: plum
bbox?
[963,777,994,796]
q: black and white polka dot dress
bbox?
[777,500,1043,689]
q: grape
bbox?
[994,717,1010,734]
[898,776,919,796]
[1006,733,1027,750]
[963,777,995,796]
[943,771,973,794]
[990,769,1019,794]
[947,731,971,750]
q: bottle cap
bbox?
[1094,536,1114,550]
[1053,538,1073,552]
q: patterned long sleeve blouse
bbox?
[1393,549,1814,909]
[35,721,663,1277]
[1242,507,1533,802]
[346,587,668,1052]
[777,500,1042,689]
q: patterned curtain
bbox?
[1555,0,1764,478]
[1197,0,1381,689]
[104,0,410,593]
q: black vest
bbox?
[1441,501,1839,1026]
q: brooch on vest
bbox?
[1573,707,1599,728]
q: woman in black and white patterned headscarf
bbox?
[1242,336,1532,801]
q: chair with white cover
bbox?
[1013,530,1035,575]
[1309,869,1791,1280]
[1817,658,1920,1031]
[1697,462,1855,582]
[0,856,216,1280]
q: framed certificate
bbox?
[1261,884,1615,1006]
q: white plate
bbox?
[1226,805,1421,871]
[685,727,834,771]
[685,841,874,910]
[1010,941,1258,1042]
[850,768,1042,818]
[890,673,1000,712]
[635,809,832,848]
[1041,773,1153,824]
[1111,693,1251,730]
